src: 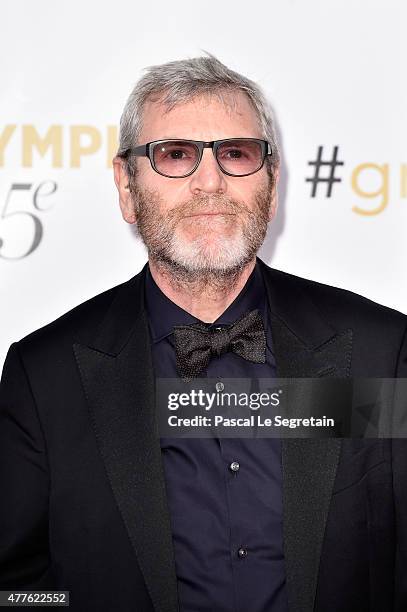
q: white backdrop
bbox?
[1,0,406,370]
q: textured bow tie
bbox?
[173,309,266,380]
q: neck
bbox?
[148,257,257,323]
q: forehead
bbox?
[138,90,263,142]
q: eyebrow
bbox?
[148,137,256,141]
[154,137,190,140]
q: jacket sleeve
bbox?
[0,342,54,588]
[393,322,407,611]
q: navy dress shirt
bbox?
[144,262,288,612]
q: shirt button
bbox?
[215,381,224,392]
[237,547,248,559]
[229,461,240,472]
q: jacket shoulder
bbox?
[260,262,407,331]
[16,270,143,355]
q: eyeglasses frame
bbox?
[121,138,273,178]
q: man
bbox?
[0,54,406,612]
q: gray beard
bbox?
[129,181,272,295]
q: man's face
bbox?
[114,91,278,274]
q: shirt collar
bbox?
[144,261,267,344]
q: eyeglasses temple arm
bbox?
[124,144,148,157]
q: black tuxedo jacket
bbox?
[1,258,407,612]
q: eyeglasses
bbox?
[122,138,272,178]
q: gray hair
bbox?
[117,52,280,179]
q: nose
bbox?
[188,148,228,195]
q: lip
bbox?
[184,212,235,217]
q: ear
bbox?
[112,156,137,224]
[269,165,280,221]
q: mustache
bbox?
[166,194,255,221]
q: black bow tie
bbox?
[173,309,266,380]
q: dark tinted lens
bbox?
[153,140,199,177]
[216,139,264,176]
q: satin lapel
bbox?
[259,260,353,612]
[73,268,179,612]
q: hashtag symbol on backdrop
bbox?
[306,146,344,197]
